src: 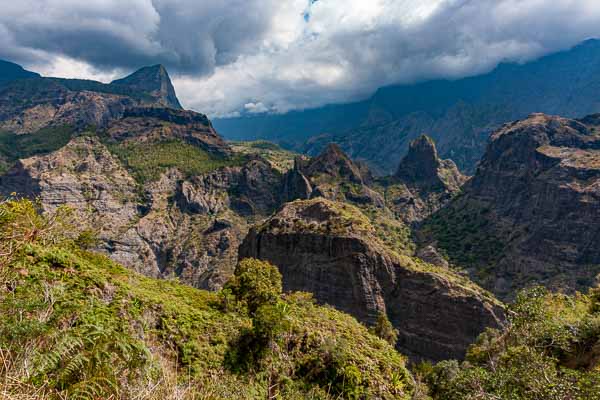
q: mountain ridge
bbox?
[215,39,600,174]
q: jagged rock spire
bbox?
[396,134,465,190]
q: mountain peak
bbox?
[396,134,465,190]
[396,135,441,182]
[111,64,182,109]
[305,143,364,183]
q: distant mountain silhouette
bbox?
[215,39,600,173]
[0,60,40,84]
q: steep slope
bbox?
[111,64,182,109]
[0,61,184,136]
[424,286,600,399]
[215,39,600,174]
[0,130,280,289]
[239,198,504,361]
[0,59,40,84]
[421,113,600,299]
[0,199,414,399]
[378,135,466,225]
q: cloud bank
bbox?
[2,0,600,116]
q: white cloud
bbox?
[1,0,600,116]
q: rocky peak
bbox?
[111,64,182,110]
[304,143,365,183]
[421,112,600,299]
[396,134,465,191]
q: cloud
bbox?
[1,0,600,116]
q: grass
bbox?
[108,139,247,184]
[0,126,74,174]
[230,140,299,173]
[0,199,414,399]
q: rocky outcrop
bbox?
[383,135,467,224]
[111,64,182,109]
[282,143,384,208]
[396,135,465,191]
[105,106,232,156]
[239,198,504,361]
[421,113,600,299]
[0,136,281,289]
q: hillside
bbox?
[420,113,600,300]
[215,39,600,174]
[0,198,414,399]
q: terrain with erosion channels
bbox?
[0,59,599,399]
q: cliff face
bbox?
[422,113,600,299]
[239,198,504,361]
[111,64,182,109]
[0,134,282,289]
[383,134,467,224]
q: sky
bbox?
[2,0,600,117]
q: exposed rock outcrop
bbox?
[282,143,384,208]
[105,106,232,156]
[383,135,467,224]
[0,136,281,289]
[111,64,182,109]
[421,113,600,299]
[239,198,504,361]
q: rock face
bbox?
[383,135,466,224]
[0,135,281,289]
[111,65,182,109]
[421,113,600,299]
[282,143,384,208]
[106,107,231,156]
[239,198,504,361]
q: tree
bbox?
[371,312,398,347]
[225,258,283,314]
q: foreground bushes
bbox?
[0,199,413,399]
[419,286,600,400]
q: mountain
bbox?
[0,198,415,399]
[111,64,182,109]
[0,68,502,361]
[420,112,600,300]
[240,198,503,361]
[215,39,600,174]
[0,59,40,83]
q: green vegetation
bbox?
[108,139,246,183]
[0,198,414,399]
[370,312,398,347]
[0,126,74,173]
[420,199,504,268]
[231,140,299,172]
[418,286,600,399]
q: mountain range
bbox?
[0,55,599,398]
[215,39,600,174]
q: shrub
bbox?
[370,312,398,347]
[225,258,283,314]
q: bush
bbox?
[225,258,283,314]
[370,312,398,347]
